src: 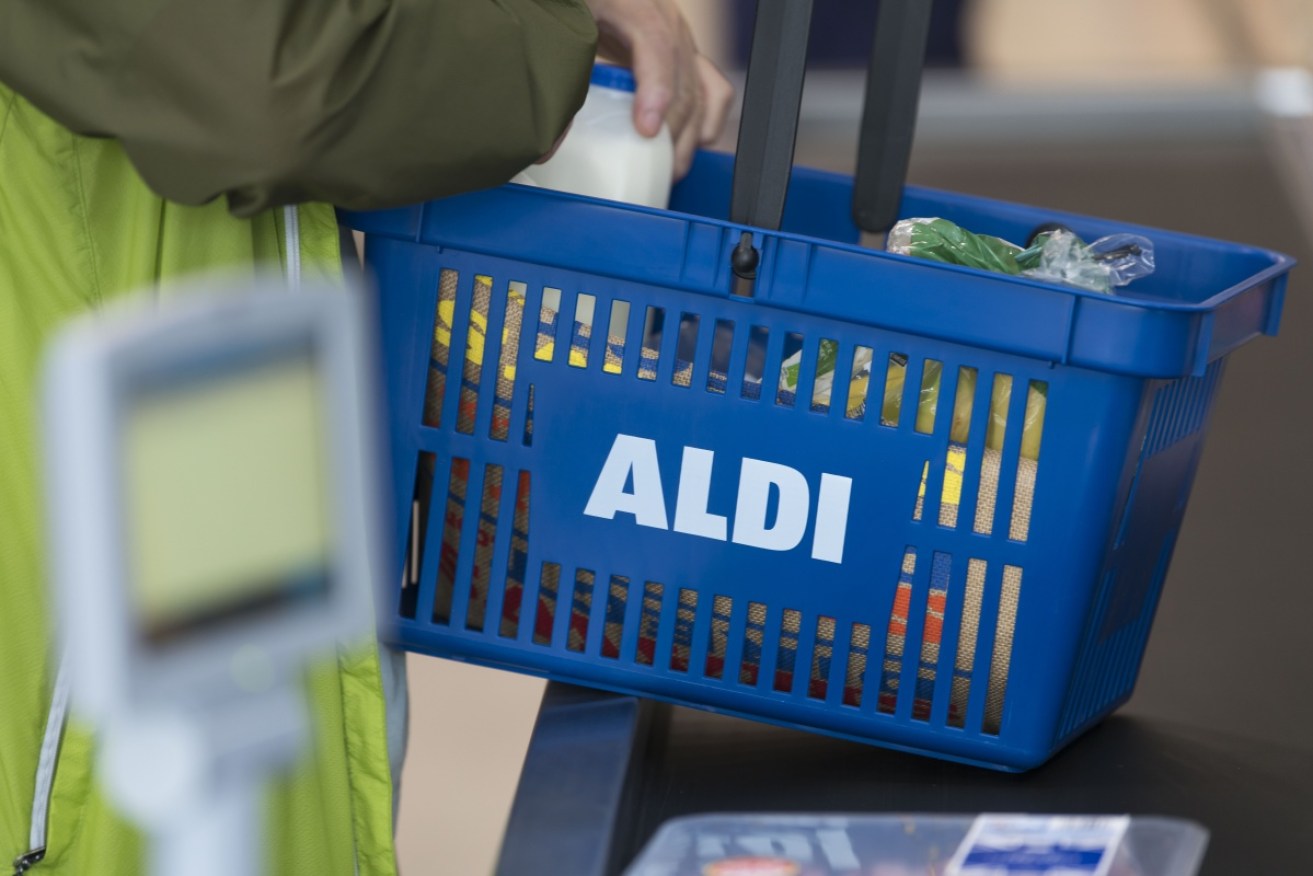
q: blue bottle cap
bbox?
[590,63,637,93]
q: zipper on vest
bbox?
[11,848,45,875]
[283,205,301,292]
[16,656,71,875]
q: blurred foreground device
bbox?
[41,276,381,876]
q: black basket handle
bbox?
[730,0,815,289]
[853,0,935,234]
[729,0,934,293]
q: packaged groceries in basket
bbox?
[887,218,1156,294]
[624,814,1209,876]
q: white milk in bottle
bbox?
[513,63,674,209]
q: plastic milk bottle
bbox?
[513,63,674,209]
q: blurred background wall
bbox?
[396,3,1313,873]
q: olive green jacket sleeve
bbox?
[0,0,597,216]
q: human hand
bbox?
[583,0,734,178]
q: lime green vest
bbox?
[0,87,398,875]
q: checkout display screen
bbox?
[122,348,332,647]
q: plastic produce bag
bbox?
[887,217,1154,295]
[1024,229,1156,293]
[886,217,1028,276]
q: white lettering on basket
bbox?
[732,458,810,553]
[583,433,853,564]
[583,434,669,528]
[674,446,728,540]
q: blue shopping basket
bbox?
[340,3,1295,770]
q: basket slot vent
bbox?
[455,276,493,434]
[844,622,872,707]
[877,548,918,714]
[603,299,630,376]
[532,561,561,646]
[881,353,908,427]
[670,588,699,671]
[983,565,1023,735]
[464,463,503,632]
[809,616,836,700]
[634,580,664,666]
[912,553,952,721]
[912,461,930,521]
[498,471,531,638]
[907,365,1044,539]
[810,339,838,414]
[970,373,1042,543]
[1010,381,1047,541]
[1059,539,1173,739]
[774,608,803,692]
[489,283,527,441]
[948,558,988,728]
[858,549,1026,735]
[914,359,943,434]
[673,313,700,388]
[704,595,733,678]
[973,373,1013,536]
[566,569,596,652]
[844,345,874,421]
[1145,362,1221,456]
[1112,464,1144,553]
[708,320,734,394]
[776,332,804,407]
[938,367,978,529]
[522,384,535,446]
[637,306,663,381]
[742,325,769,401]
[421,269,459,428]
[739,602,768,685]
[400,451,438,620]
[975,450,1013,538]
[433,457,470,624]
[931,450,959,527]
[569,293,596,369]
[601,575,630,659]
[533,288,561,363]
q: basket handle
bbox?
[852,0,935,235]
[728,0,934,292]
[729,0,815,292]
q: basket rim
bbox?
[340,152,1296,317]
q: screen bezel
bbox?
[56,284,380,713]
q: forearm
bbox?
[0,0,598,215]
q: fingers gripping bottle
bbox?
[513,63,675,209]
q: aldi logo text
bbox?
[583,434,852,564]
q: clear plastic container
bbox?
[623,813,1208,876]
[512,63,674,208]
